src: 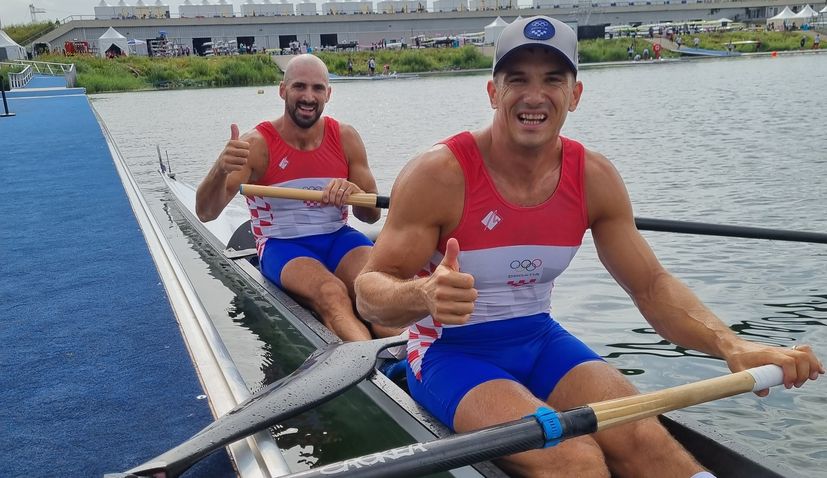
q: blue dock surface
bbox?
[0,76,234,476]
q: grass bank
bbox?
[35,53,282,93]
[4,21,59,45]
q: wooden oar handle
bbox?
[240,184,389,209]
[589,365,783,431]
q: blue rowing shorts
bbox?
[259,225,373,287]
[406,312,604,430]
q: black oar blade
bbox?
[124,335,407,478]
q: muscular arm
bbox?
[586,151,823,388]
[195,128,267,222]
[355,146,474,327]
[340,123,380,224]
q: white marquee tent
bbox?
[484,16,508,45]
[98,26,129,57]
[767,6,798,29]
[0,29,26,61]
[795,4,819,22]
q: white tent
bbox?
[767,6,799,30]
[821,5,827,12]
[795,4,818,20]
[0,29,26,61]
[98,26,129,57]
[484,16,508,45]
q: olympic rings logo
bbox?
[510,259,543,271]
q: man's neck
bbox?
[274,116,325,151]
[480,127,564,206]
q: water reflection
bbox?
[608,295,826,368]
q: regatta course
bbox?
[3,48,826,477]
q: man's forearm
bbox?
[355,271,430,327]
[195,166,230,222]
[353,205,381,224]
[635,274,741,359]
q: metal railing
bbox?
[11,60,76,88]
[0,62,34,89]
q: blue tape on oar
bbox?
[529,407,563,447]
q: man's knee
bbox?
[500,438,609,478]
[314,279,350,308]
[602,417,699,474]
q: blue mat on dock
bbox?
[0,93,234,476]
[23,74,69,88]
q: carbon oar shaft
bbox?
[286,365,783,478]
[635,217,827,244]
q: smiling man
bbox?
[355,16,823,477]
[196,54,396,342]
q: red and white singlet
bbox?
[407,132,590,379]
[246,117,350,255]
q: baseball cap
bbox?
[492,16,578,75]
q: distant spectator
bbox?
[642,47,650,60]
[814,33,821,49]
[800,36,807,49]
[693,37,700,48]
[347,57,354,75]
[627,44,634,60]
[368,56,376,75]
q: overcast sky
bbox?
[3,1,178,27]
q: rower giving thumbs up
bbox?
[218,123,250,175]
[424,238,478,325]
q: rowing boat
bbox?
[328,72,419,83]
[158,165,803,477]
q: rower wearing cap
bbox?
[356,15,823,477]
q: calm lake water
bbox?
[91,53,827,475]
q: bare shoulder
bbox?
[335,121,368,159]
[583,147,633,225]
[396,144,463,198]
[337,121,361,139]
[389,144,464,231]
[583,147,621,180]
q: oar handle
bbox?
[240,184,389,209]
[590,365,783,431]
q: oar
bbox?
[635,217,827,244]
[239,185,825,244]
[285,365,784,478]
[240,184,390,208]
[122,334,407,478]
